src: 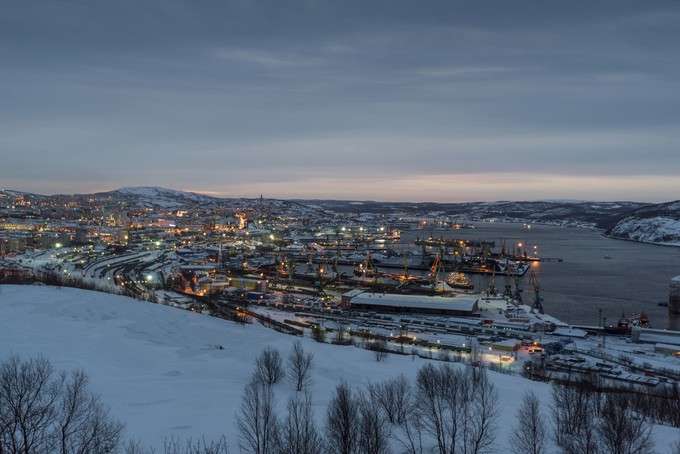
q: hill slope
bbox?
[1,285,679,451]
[0,285,545,450]
[605,201,680,246]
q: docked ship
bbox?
[446,272,474,290]
[373,254,434,270]
[604,311,651,335]
[457,258,531,276]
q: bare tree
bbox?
[275,392,324,454]
[122,439,147,454]
[416,363,498,454]
[124,436,229,454]
[367,375,410,425]
[368,340,389,362]
[0,355,63,453]
[393,393,424,454]
[438,349,452,362]
[467,345,483,366]
[510,391,547,454]
[254,347,285,387]
[287,342,314,392]
[415,363,448,454]
[163,436,230,454]
[57,370,124,454]
[236,378,278,454]
[465,367,499,454]
[0,355,123,454]
[551,382,599,454]
[368,374,421,453]
[325,383,359,454]
[597,393,654,454]
[357,391,391,454]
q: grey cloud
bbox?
[1,0,678,201]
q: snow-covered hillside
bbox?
[1,285,678,452]
[609,216,680,246]
[607,201,680,246]
[99,186,222,208]
[303,199,651,229]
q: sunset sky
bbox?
[2,0,679,202]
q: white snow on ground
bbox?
[1,285,678,452]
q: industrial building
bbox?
[669,276,680,316]
[341,290,478,316]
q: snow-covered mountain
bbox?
[300,198,680,246]
[607,201,680,246]
[96,186,223,208]
[4,186,679,245]
[301,199,650,228]
[0,186,310,212]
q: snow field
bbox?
[1,285,678,452]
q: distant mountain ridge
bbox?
[95,186,222,208]
[0,186,319,215]
[1,187,678,245]
[294,198,680,246]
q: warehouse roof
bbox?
[343,291,478,312]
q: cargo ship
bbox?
[604,311,651,335]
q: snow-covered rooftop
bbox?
[345,291,478,312]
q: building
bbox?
[0,235,28,253]
[631,326,680,348]
[653,343,680,357]
[73,229,88,244]
[490,339,521,352]
[669,276,680,316]
[116,230,129,244]
[37,232,69,249]
[341,290,478,316]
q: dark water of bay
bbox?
[399,223,680,329]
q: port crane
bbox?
[402,253,409,280]
[429,253,444,290]
[502,266,514,300]
[486,267,497,297]
[502,264,523,304]
[529,271,544,313]
[285,256,296,292]
[512,269,523,304]
[305,247,315,274]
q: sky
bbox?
[1,0,679,202]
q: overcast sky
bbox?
[1,0,679,202]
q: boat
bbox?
[604,311,652,334]
[353,263,376,277]
[631,311,651,328]
[604,313,632,335]
[457,258,530,276]
[374,255,433,270]
[446,272,474,290]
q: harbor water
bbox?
[399,223,680,329]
